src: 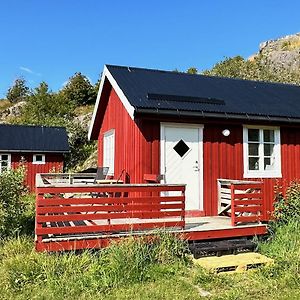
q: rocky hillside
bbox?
[0,100,25,123]
[254,33,300,72]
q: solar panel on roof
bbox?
[147,93,225,105]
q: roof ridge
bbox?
[105,64,300,88]
[0,123,67,130]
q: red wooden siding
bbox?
[203,124,244,216]
[96,86,300,220]
[203,125,300,218]
[97,88,159,183]
[11,153,63,191]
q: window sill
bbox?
[243,172,282,179]
[32,162,46,165]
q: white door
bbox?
[161,123,203,211]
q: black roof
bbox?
[106,65,300,121]
[0,124,69,152]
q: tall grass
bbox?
[0,232,189,299]
[1,182,300,299]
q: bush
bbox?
[65,121,95,170]
[272,182,300,225]
[0,168,28,237]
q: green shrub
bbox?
[0,168,28,237]
[272,182,300,225]
[19,194,35,236]
[64,121,96,170]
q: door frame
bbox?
[160,122,204,211]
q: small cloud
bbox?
[20,66,33,74]
[19,66,41,76]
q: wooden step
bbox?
[189,238,255,258]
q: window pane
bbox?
[248,143,259,156]
[264,158,273,170]
[264,130,274,142]
[264,144,274,157]
[249,157,259,170]
[248,129,259,142]
[2,161,7,167]
[36,155,43,162]
[1,155,8,161]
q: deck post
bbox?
[230,183,235,226]
[182,186,186,228]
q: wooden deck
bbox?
[35,174,267,252]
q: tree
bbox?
[20,82,74,126]
[6,78,29,103]
[62,72,96,106]
[187,67,198,74]
[203,55,300,85]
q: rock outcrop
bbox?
[0,101,25,123]
[256,33,300,72]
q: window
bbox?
[33,154,45,164]
[103,130,115,176]
[0,154,11,173]
[243,126,281,178]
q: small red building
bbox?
[88,65,300,220]
[0,124,69,190]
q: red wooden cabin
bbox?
[89,65,300,220]
[0,124,69,190]
[34,65,300,252]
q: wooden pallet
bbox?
[193,252,273,274]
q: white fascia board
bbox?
[88,65,135,140]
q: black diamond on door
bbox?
[173,139,190,157]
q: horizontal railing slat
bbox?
[233,199,263,206]
[37,185,185,194]
[37,196,184,206]
[37,203,184,214]
[36,221,185,235]
[234,216,261,223]
[231,184,262,190]
[233,193,262,199]
[234,206,262,213]
[37,210,183,223]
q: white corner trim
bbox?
[88,65,135,140]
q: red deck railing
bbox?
[230,182,264,226]
[35,174,185,251]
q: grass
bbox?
[0,222,299,299]
[281,38,300,51]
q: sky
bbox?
[1,0,300,97]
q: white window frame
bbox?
[33,154,46,165]
[0,153,11,173]
[103,129,115,176]
[243,125,281,178]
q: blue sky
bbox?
[1,0,299,97]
